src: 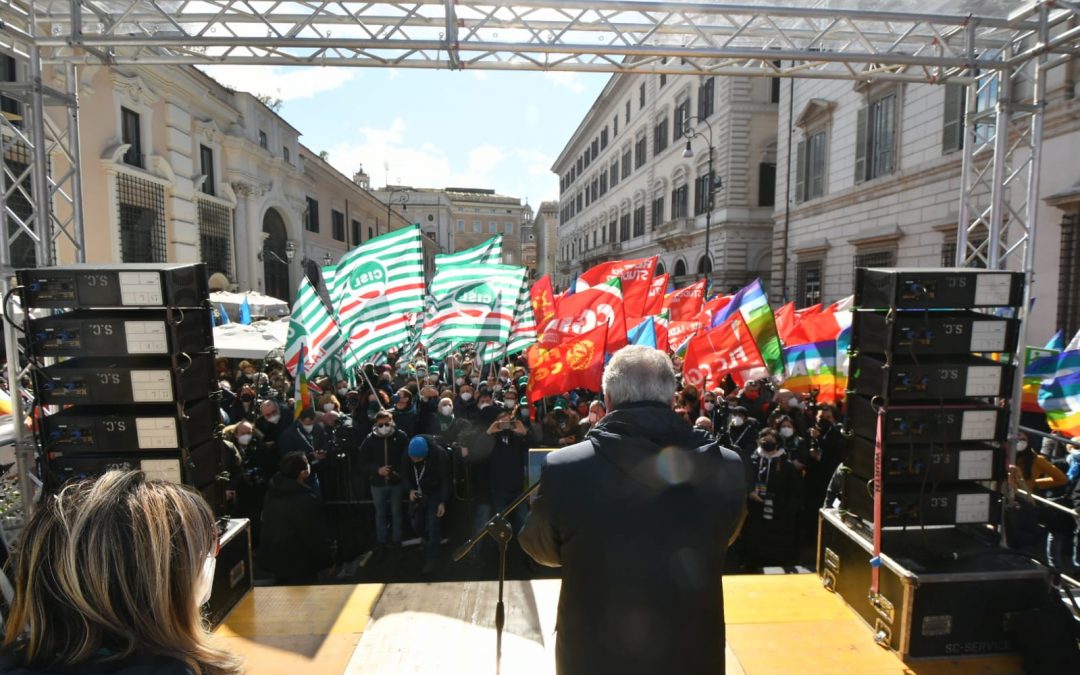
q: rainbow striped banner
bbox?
[1039,330,1080,438]
[710,279,783,376]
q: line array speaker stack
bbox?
[17,264,224,508]
[818,267,1051,660]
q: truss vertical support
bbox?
[64,63,87,263]
[27,43,53,266]
[986,65,1011,270]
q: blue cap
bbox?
[408,436,429,459]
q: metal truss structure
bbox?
[0,0,1078,516]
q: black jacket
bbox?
[519,403,746,675]
[358,429,408,485]
[0,653,195,675]
[402,440,452,504]
[257,473,333,581]
[278,422,329,458]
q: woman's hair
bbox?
[3,471,241,674]
[279,451,310,479]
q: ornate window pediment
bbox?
[794,98,836,129]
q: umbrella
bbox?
[210,291,289,322]
[212,318,289,360]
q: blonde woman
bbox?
[0,471,242,674]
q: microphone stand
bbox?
[452,479,542,675]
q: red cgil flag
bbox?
[664,279,708,322]
[530,274,558,332]
[553,277,628,352]
[526,322,609,404]
[682,316,765,390]
[642,273,669,317]
[575,256,658,318]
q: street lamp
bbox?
[323,252,334,267]
[257,238,296,265]
[681,116,723,282]
[386,188,409,230]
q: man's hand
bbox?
[409,489,420,502]
[748,491,765,503]
[225,489,237,502]
[436,502,446,518]
[315,449,327,461]
[809,427,821,439]
[460,446,470,459]
[377,465,391,477]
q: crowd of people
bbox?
[211,343,856,582]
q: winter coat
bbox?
[257,473,333,582]
[519,402,746,675]
[358,429,408,486]
[401,439,452,504]
[278,422,329,458]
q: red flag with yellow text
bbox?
[526,323,608,403]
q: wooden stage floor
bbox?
[214,574,1024,674]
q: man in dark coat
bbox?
[278,407,329,494]
[519,346,746,675]
[257,452,334,584]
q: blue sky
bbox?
[199,65,609,206]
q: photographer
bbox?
[803,405,845,534]
[462,408,531,560]
[404,436,452,575]
[226,420,277,541]
[359,410,408,561]
[743,428,803,569]
[256,399,291,453]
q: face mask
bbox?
[338,388,349,397]
[779,427,794,439]
[787,398,801,409]
[760,440,778,453]
[460,392,473,402]
[745,389,760,400]
[302,424,315,434]
[1016,441,1028,451]
[417,370,427,378]
[237,434,253,446]
[519,409,530,420]
[455,378,465,386]
[704,402,715,411]
[493,386,503,395]
[323,403,335,412]
[504,398,516,407]
[730,416,745,427]
[439,405,454,416]
[196,554,216,606]
[267,414,281,425]
[588,413,599,424]
[375,424,395,437]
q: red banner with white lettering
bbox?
[552,283,628,352]
[682,317,765,390]
[642,273,668,317]
[576,257,657,318]
[664,279,707,321]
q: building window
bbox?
[855,90,898,182]
[621,148,632,179]
[625,100,631,123]
[474,220,482,233]
[304,196,319,233]
[577,156,583,174]
[368,226,374,240]
[591,178,599,202]
[583,150,590,170]
[619,213,630,241]
[698,256,712,275]
[674,259,687,278]
[283,146,291,163]
[652,196,665,229]
[600,127,608,150]
[457,219,465,231]
[613,115,618,137]
[693,173,713,216]
[795,130,827,203]
[1058,213,1080,338]
[698,77,715,119]
[120,107,143,168]
[506,222,513,235]
[795,260,823,308]
[0,54,21,122]
[673,99,691,140]
[853,248,895,271]
[198,199,232,277]
[591,139,599,158]
[660,73,667,88]
[634,135,647,169]
[671,185,689,219]
[770,76,781,104]
[198,145,215,196]
[633,205,645,237]
[576,193,583,212]
[600,170,608,196]
[332,209,345,241]
[489,221,498,233]
[610,160,621,187]
[609,218,617,243]
[352,219,362,244]
[942,83,966,153]
[258,130,268,149]
[759,163,776,207]
[654,118,668,155]
[117,174,166,262]
[639,83,646,108]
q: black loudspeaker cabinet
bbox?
[34,353,215,406]
[846,394,1006,444]
[839,471,1002,527]
[27,308,214,358]
[849,354,1014,401]
[204,517,253,630]
[46,438,222,488]
[40,398,218,452]
[853,268,1024,310]
[18,263,209,309]
[817,509,1050,660]
[847,435,1004,484]
[851,311,1019,356]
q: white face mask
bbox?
[455,378,465,386]
[460,392,473,401]
[302,423,315,434]
[337,388,349,397]
[237,434,253,446]
[779,427,794,439]
[439,405,453,416]
[505,398,517,407]
[323,403,335,412]
[730,416,745,427]
[375,423,395,437]
[267,414,281,425]
[196,554,216,606]
[1016,441,1028,451]
[704,402,715,411]
[787,398,801,409]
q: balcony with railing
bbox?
[655,217,695,249]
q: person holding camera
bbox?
[404,436,452,575]
[359,410,408,562]
[743,428,803,570]
[737,379,775,426]
[463,408,531,559]
[258,452,335,585]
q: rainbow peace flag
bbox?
[1039,330,1080,438]
[781,298,852,403]
[293,340,310,420]
[1021,347,1060,413]
[710,279,783,376]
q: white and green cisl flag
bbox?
[423,264,527,348]
[331,225,424,364]
[283,276,346,378]
[434,235,503,270]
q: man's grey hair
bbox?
[602,346,676,409]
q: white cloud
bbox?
[542,71,586,94]
[467,145,504,174]
[196,65,355,101]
